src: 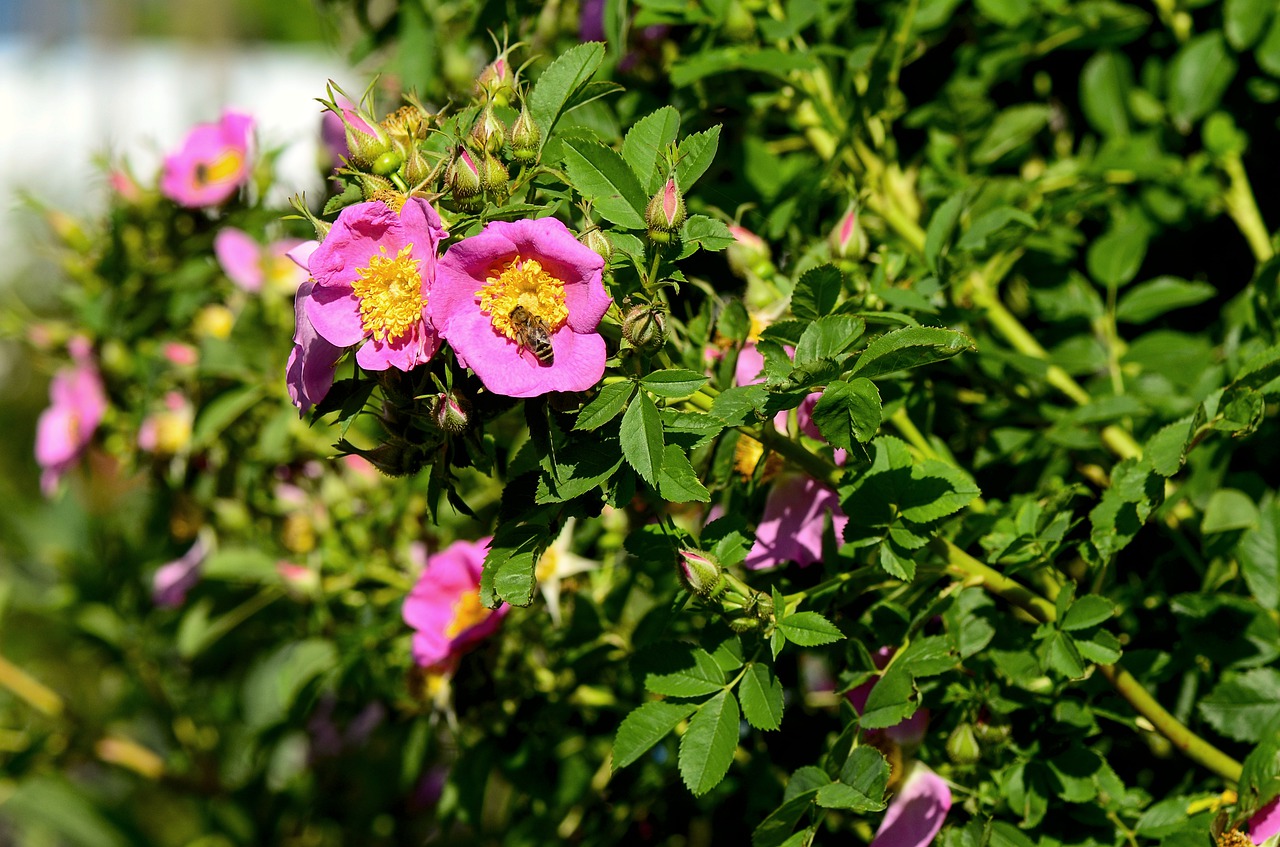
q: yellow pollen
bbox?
[445,590,489,638]
[477,258,568,340]
[194,149,244,187]
[351,245,424,342]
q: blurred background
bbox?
[0,0,351,549]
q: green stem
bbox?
[754,424,844,488]
[932,537,1244,783]
[1222,153,1275,263]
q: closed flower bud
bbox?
[470,106,507,155]
[431,391,471,434]
[829,204,868,259]
[579,227,612,262]
[509,107,540,162]
[447,147,483,200]
[622,302,667,353]
[646,177,686,243]
[678,548,725,599]
[726,225,769,279]
[402,144,431,186]
[946,722,982,765]
[481,152,509,197]
[477,56,515,106]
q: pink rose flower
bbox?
[871,765,952,847]
[214,227,308,293]
[160,111,254,208]
[282,240,340,415]
[847,647,951,847]
[736,343,849,570]
[152,536,209,608]
[430,218,610,398]
[1254,796,1280,845]
[403,538,509,670]
[35,337,108,496]
[304,198,445,372]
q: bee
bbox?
[508,305,555,366]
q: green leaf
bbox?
[1,776,130,847]
[1087,212,1151,288]
[670,47,819,87]
[639,643,727,697]
[972,105,1051,164]
[955,206,1037,253]
[711,384,768,427]
[739,663,785,731]
[642,369,709,399]
[1226,0,1276,49]
[613,701,697,770]
[900,459,982,523]
[536,438,624,503]
[817,746,889,811]
[851,326,976,380]
[201,547,278,583]
[861,663,917,730]
[675,125,721,191]
[620,392,665,488]
[1090,459,1164,559]
[191,385,263,450]
[1145,418,1193,477]
[562,139,649,229]
[576,381,636,430]
[529,42,606,139]
[622,106,681,193]
[658,444,711,503]
[1167,32,1238,129]
[791,265,843,321]
[754,769,828,847]
[1080,51,1133,137]
[924,192,968,273]
[480,522,549,608]
[678,215,735,257]
[816,780,885,811]
[1116,276,1216,323]
[811,379,882,452]
[1260,12,1280,76]
[794,315,866,365]
[1062,596,1115,631]
[679,690,740,796]
[1202,489,1261,534]
[777,612,843,647]
[1239,498,1280,610]
[241,639,337,731]
[1199,669,1280,743]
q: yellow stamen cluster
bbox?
[734,435,782,483]
[194,150,244,187]
[445,590,489,638]
[351,245,424,342]
[368,189,408,213]
[476,258,568,340]
[1216,830,1253,847]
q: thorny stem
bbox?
[933,537,1244,783]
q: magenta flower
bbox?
[152,536,209,608]
[402,537,509,670]
[871,765,952,847]
[737,343,849,570]
[429,218,610,398]
[35,337,108,496]
[304,198,445,372]
[1254,797,1280,845]
[214,227,307,293]
[160,111,254,208]
[847,647,951,847]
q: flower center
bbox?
[476,258,568,341]
[351,245,424,342]
[445,590,489,639]
[194,149,244,187]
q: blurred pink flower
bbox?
[162,342,198,367]
[430,218,610,397]
[402,538,508,670]
[152,536,209,608]
[214,227,308,293]
[304,198,445,372]
[871,765,952,847]
[35,337,108,496]
[138,392,194,455]
[1254,797,1280,845]
[737,342,848,570]
[160,111,254,208]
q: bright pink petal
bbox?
[871,765,951,847]
[306,283,367,347]
[403,537,508,668]
[1253,797,1280,845]
[744,475,846,569]
[428,229,520,331]
[444,309,604,397]
[287,240,319,273]
[287,281,344,414]
[214,228,264,291]
[736,343,766,386]
[355,322,438,372]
